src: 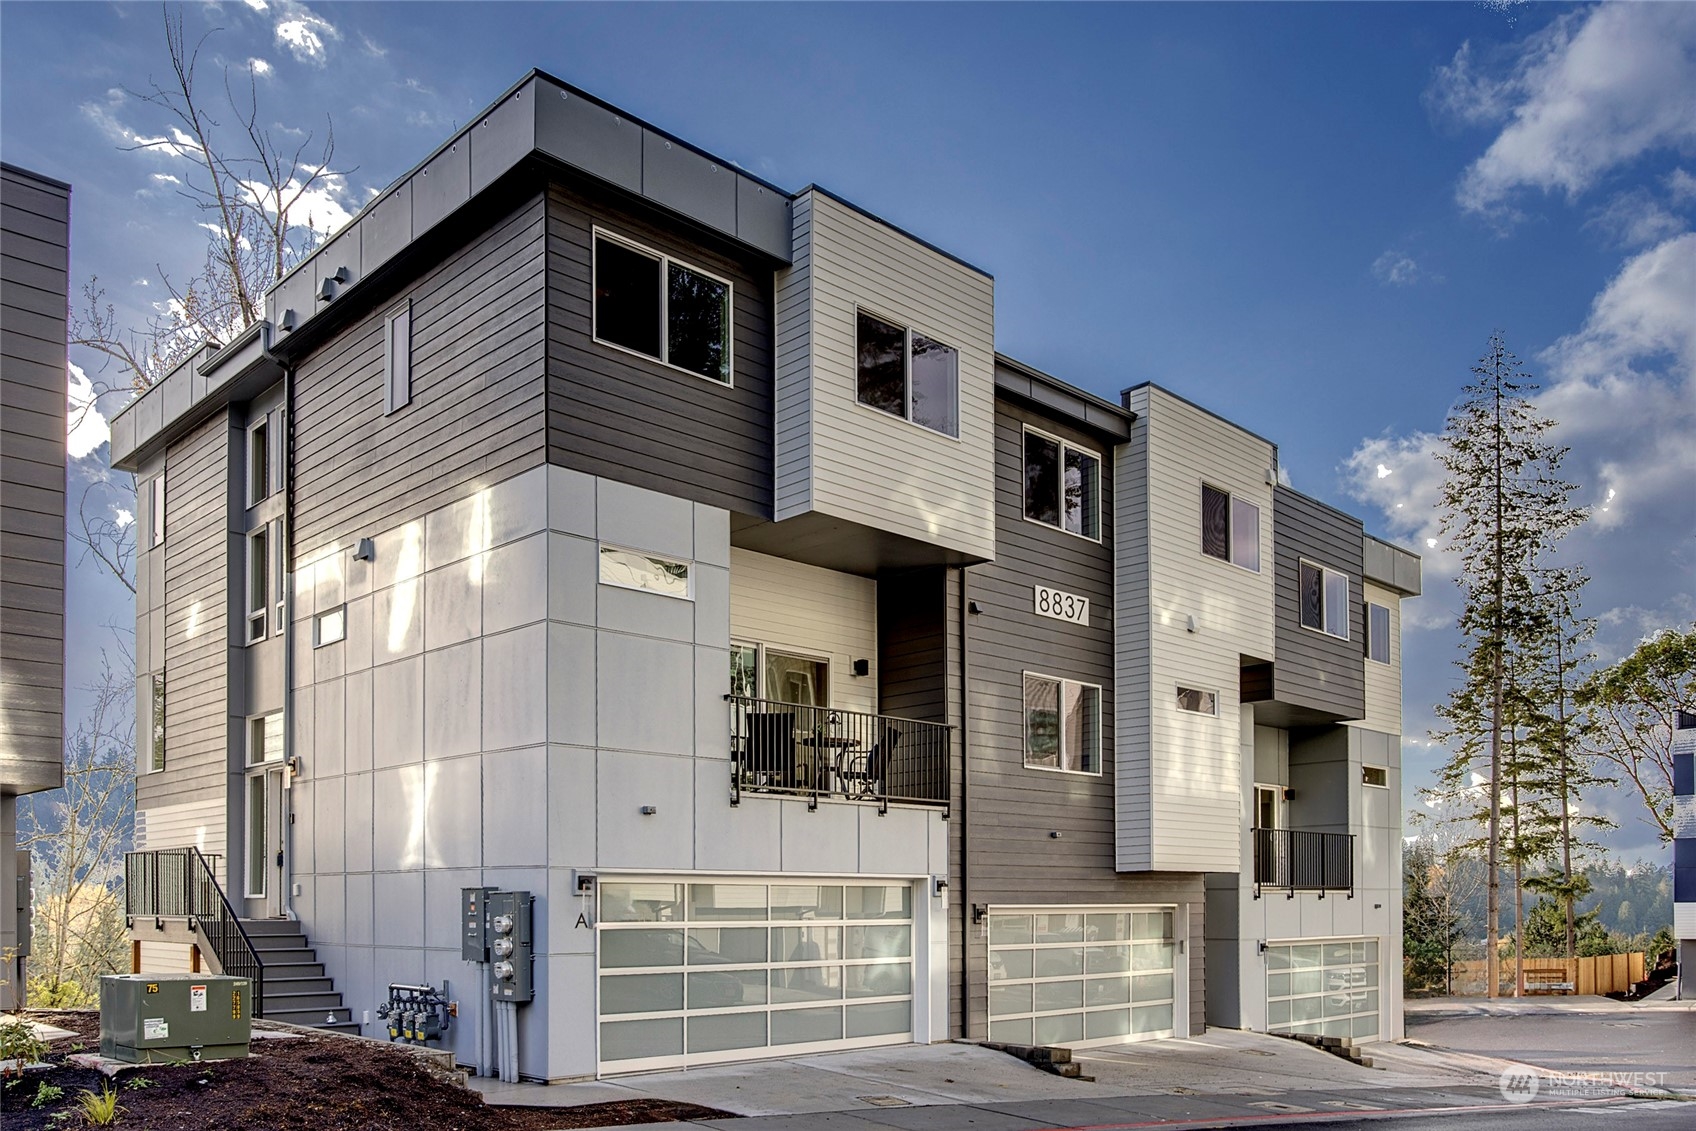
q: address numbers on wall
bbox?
[1034,584,1089,626]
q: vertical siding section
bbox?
[772,194,813,518]
[728,548,877,715]
[1114,390,1152,870]
[0,165,69,794]
[1361,580,1403,736]
[545,180,773,519]
[1270,485,1366,721]
[292,192,548,554]
[1119,386,1276,874]
[145,413,237,823]
[777,190,996,560]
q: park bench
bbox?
[1524,968,1574,994]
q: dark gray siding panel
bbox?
[949,397,1206,1038]
[878,568,948,725]
[142,412,238,813]
[545,180,773,519]
[1271,485,1366,721]
[291,193,548,554]
[1,164,69,793]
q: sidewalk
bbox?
[1405,993,1696,1017]
[469,1025,1635,1127]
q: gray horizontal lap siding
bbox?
[951,399,1205,1037]
[291,193,549,553]
[1271,486,1366,720]
[143,412,236,813]
[1,166,69,788]
[545,181,773,520]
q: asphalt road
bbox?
[1406,1004,1696,1091]
[1265,1098,1696,1131]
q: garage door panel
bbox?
[1265,937,1379,1043]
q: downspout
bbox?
[956,565,971,1040]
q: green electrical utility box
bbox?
[99,974,253,1064]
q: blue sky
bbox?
[5,2,1692,859]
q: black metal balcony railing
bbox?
[126,847,264,1013]
[1252,827,1354,898]
[727,695,951,814]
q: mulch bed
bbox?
[1,1011,734,1130]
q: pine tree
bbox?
[1431,333,1584,999]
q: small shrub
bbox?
[33,1081,66,1107]
[0,1018,50,1077]
[77,1084,125,1127]
[122,1075,154,1091]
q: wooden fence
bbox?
[1437,953,1645,996]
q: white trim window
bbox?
[385,300,412,414]
[150,472,166,548]
[246,527,269,644]
[854,308,959,438]
[1299,560,1350,639]
[1253,784,1283,830]
[1176,686,1218,716]
[731,641,830,709]
[272,518,286,636]
[1022,671,1102,775]
[1201,484,1259,571]
[247,416,270,505]
[1023,427,1101,540]
[593,229,733,385]
[315,605,346,647]
[599,545,692,600]
[1366,602,1391,665]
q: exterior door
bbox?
[245,768,285,917]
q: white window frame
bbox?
[1176,685,1219,716]
[1366,602,1391,665]
[272,518,286,637]
[852,305,961,440]
[1021,425,1102,542]
[315,605,346,648]
[598,544,694,601]
[591,227,736,387]
[1200,483,1260,572]
[384,299,412,414]
[150,472,166,548]
[246,415,270,506]
[245,528,269,644]
[1362,765,1389,788]
[730,640,834,708]
[1021,670,1103,777]
[1253,783,1284,830]
[1298,559,1351,640]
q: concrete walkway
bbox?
[468,1023,1654,1127]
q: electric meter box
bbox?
[99,973,253,1064]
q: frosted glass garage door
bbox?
[597,880,915,1071]
[1265,938,1379,1042]
[987,907,1177,1047]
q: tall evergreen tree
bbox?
[1430,333,1584,998]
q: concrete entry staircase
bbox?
[242,919,360,1033]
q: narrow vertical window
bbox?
[855,311,906,418]
[272,518,286,634]
[1368,602,1391,664]
[909,334,959,436]
[1299,561,1351,639]
[1063,446,1099,538]
[1201,485,1230,560]
[1230,498,1260,572]
[1324,570,1349,640]
[151,472,166,547]
[247,417,269,504]
[247,528,269,643]
[1023,431,1061,526]
[150,674,166,772]
[1300,561,1324,632]
[385,300,412,414]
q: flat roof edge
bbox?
[995,354,1135,439]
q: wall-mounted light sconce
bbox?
[1257,940,1268,954]
[639,805,658,816]
[1049,830,1063,839]
[933,877,948,897]
[287,755,304,780]
[1282,787,1295,801]
[575,872,596,895]
[1186,615,1199,634]
[852,659,870,677]
[353,538,375,562]
[968,601,983,615]
[971,903,988,925]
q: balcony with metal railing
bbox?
[726,695,951,814]
[1252,827,1354,898]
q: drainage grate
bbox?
[858,1096,913,1108]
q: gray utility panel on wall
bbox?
[486,889,536,1003]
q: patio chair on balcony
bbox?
[838,726,899,803]
[745,712,798,790]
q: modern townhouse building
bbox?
[1,164,71,1009]
[110,70,1417,1080]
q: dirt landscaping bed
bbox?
[1,1011,734,1130]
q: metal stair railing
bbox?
[125,847,265,1015]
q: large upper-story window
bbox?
[1201,484,1259,571]
[1024,427,1100,540]
[593,229,732,384]
[855,309,958,437]
[1299,560,1350,639]
[1023,671,1101,775]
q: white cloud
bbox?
[1668,168,1696,204]
[114,508,134,530]
[67,364,110,460]
[248,57,273,77]
[1586,188,1688,249]
[243,0,270,11]
[239,167,357,239]
[1372,249,1440,287]
[150,173,181,186]
[273,2,339,66]
[1432,4,1696,220]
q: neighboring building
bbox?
[110,71,1418,1078]
[1675,712,1694,998]
[1,164,71,1008]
